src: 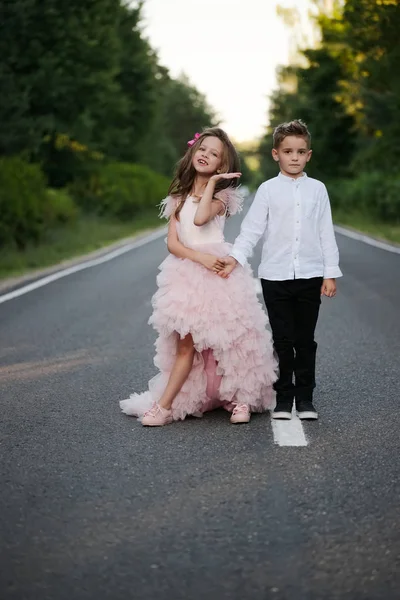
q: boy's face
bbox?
[272,135,312,179]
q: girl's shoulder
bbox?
[158,195,181,219]
[213,186,244,216]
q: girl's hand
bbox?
[199,253,225,273]
[209,172,242,183]
[321,278,336,297]
[217,256,238,279]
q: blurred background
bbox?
[0,0,399,280]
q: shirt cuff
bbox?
[229,249,246,266]
[323,266,343,279]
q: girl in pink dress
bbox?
[120,128,277,426]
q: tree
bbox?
[0,0,219,184]
[140,71,218,177]
[102,1,159,163]
[340,0,400,171]
[0,0,121,157]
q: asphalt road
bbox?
[1,198,399,600]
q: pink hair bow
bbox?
[187,132,201,147]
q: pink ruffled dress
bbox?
[120,188,278,421]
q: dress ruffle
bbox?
[120,240,278,421]
[158,195,179,219]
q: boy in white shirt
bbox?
[219,120,342,420]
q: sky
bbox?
[142,0,313,142]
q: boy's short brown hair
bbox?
[273,119,311,149]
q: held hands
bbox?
[217,256,238,278]
[321,278,336,298]
[199,253,227,273]
[199,253,238,277]
[202,256,337,290]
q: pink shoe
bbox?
[142,403,173,426]
[230,404,251,424]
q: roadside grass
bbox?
[333,210,400,246]
[1,208,398,282]
[0,213,162,280]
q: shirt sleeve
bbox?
[230,183,269,266]
[319,185,343,279]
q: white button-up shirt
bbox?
[230,172,343,280]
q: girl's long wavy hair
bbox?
[168,127,240,220]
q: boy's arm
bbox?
[229,183,269,266]
[319,186,343,279]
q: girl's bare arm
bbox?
[193,173,241,226]
[167,217,223,272]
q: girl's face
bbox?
[192,136,225,176]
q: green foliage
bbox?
[97,2,159,163]
[46,188,80,225]
[71,162,170,219]
[329,174,400,223]
[0,0,218,264]
[0,0,215,182]
[259,0,400,223]
[341,0,400,162]
[0,157,49,249]
[0,157,80,249]
[0,0,121,157]
[140,70,218,177]
[0,214,162,280]
[259,48,356,182]
[40,133,104,189]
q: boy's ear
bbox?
[271,148,279,162]
[306,149,313,162]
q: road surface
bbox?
[1,198,399,599]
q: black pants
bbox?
[261,277,323,404]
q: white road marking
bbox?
[334,225,400,255]
[0,228,167,305]
[271,407,308,447]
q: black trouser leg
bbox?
[261,280,296,404]
[293,277,322,403]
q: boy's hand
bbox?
[321,278,336,298]
[217,256,238,279]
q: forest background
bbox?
[0,0,398,278]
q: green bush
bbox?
[329,172,400,223]
[0,156,168,253]
[46,188,80,224]
[0,157,49,249]
[70,161,170,219]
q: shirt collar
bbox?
[278,172,308,183]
